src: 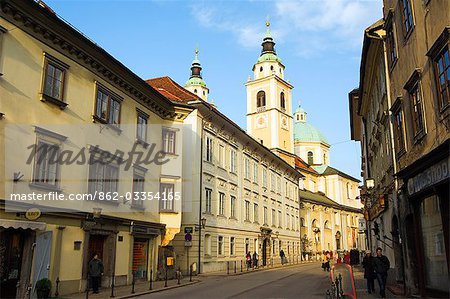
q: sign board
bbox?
[407,157,449,196]
[184,227,193,234]
[25,208,41,220]
[185,241,192,247]
[131,225,160,236]
[166,257,174,266]
[185,233,192,242]
[358,218,366,232]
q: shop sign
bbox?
[25,208,41,220]
[132,225,160,235]
[166,257,174,266]
[407,157,449,196]
[358,218,366,232]
[368,195,387,220]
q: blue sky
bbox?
[46,0,382,180]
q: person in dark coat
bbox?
[252,251,258,269]
[246,252,252,269]
[280,249,286,265]
[88,254,104,294]
[362,250,375,294]
[373,247,390,298]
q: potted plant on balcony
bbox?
[35,278,52,299]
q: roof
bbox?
[185,76,207,87]
[300,189,362,213]
[312,165,361,182]
[294,121,329,145]
[256,52,282,64]
[146,76,201,103]
[295,156,318,174]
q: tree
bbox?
[300,234,312,258]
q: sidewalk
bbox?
[352,265,400,299]
[60,277,199,299]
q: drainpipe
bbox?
[197,118,204,274]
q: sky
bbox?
[45,0,382,180]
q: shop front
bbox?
[131,224,161,281]
[398,142,449,297]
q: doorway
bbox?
[262,239,267,266]
[0,229,26,299]
[88,234,106,261]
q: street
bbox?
[136,262,329,299]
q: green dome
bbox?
[295,106,305,114]
[256,53,282,64]
[185,77,206,87]
[294,122,329,145]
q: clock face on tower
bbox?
[256,115,267,128]
[281,115,288,130]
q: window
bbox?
[346,182,351,199]
[218,236,224,255]
[162,129,176,154]
[307,151,314,165]
[218,144,225,167]
[300,217,305,227]
[205,234,211,255]
[230,196,236,218]
[409,83,425,138]
[88,150,119,196]
[230,149,237,173]
[42,55,67,107]
[132,170,145,207]
[205,188,212,213]
[270,172,276,191]
[285,182,289,198]
[278,211,282,227]
[244,157,251,180]
[291,215,295,230]
[230,237,235,256]
[219,192,225,215]
[245,200,250,221]
[400,0,414,36]
[280,92,285,109]
[95,86,121,126]
[271,209,276,226]
[206,136,213,162]
[263,207,268,225]
[160,183,175,212]
[257,91,266,108]
[387,23,398,67]
[259,66,263,72]
[296,216,299,231]
[136,110,148,142]
[262,168,268,188]
[324,220,330,229]
[392,102,406,155]
[253,203,259,222]
[286,213,290,229]
[33,140,60,187]
[277,176,281,194]
[434,46,450,111]
[253,162,258,183]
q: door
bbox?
[31,231,53,299]
[0,229,25,299]
[262,239,267,266]
[88,234,106,261]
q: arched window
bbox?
[194,89,197,93]
[300,217,305,227]
[347,182,351,198]
[312,219,317,228]
[307,151,314,165]
[324,220,330,229]
[280,92,285,109]
[270,65,274,71]
[260,66,263,72]
[257,91,266,108]
[296,115,299,121]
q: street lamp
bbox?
[201,217,207,229]
[366,178,375,189]
[92,207,102,219]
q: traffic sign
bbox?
[185,233,192,242]
[184,227,193,234]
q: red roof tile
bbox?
[145,76,201,103]
[295,156,318,174]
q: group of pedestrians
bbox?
[362,247,390,298]
[321,251,331,271]
[246,251,259,269]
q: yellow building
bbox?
[0,1,191,297]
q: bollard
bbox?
[227,261,229,275]
[85,276,89,299]
[189,265,192,282]
[131,271,135,294]
[55,277,60,297]
[240,260,243,272]
[149,269,153,290]
[234,261,236,273]
[271,257,273,267]
[164,268,168,287]
[110,271,115,298]
[177,267,181,285]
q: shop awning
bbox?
[0,219,46,230]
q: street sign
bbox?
[184,227,193,234]
[185,233,192,242]
[185,241,192,247]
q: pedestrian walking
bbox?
[344,250,350,264]
[325,251,331,271]
[280,249,286,265]
[373,247,390,298]
[246,252,252,269]
[252,251,258,269]
[322,251,327,271]
[88,253,104,294]
[362,250,375,294]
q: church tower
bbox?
[185,48,209,101]
[246,20,294,164]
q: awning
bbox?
[0,219,46,230]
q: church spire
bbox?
[185,47,209,101]
[261,17,276,55]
